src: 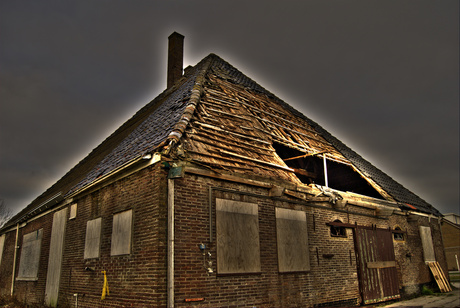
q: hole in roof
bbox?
[273,142,385,199]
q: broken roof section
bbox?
[172,54,439,215]
[3,49,440,230]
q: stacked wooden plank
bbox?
[427,261,452,292]
[184,72,353,184]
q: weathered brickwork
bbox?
[0,230,15,297]
[172,174,448,307]
[0,164,169,307]
[0,166,449,307]
[173,175,349,307]
[0,211,54,304]
[57,164,168,308]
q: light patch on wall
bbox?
[17,229,43,280]
[84,218,102,259]
[69,203,77,220]
[216,198,261,274]
[111,210,133,256]
[419,226,436,262]
[0,234,5,267]
[276,208,310,272]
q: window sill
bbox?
[16,277,38,281]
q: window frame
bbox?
[0,234,5,267]
[111,210,133,256]
[419,226,436,262]
[275,208,310,272]
[17,229,43,281]
[393,226,405,241]
[69,203,77,220]
[84,217,102,259]
[330,219,347,238]
[216,198,261,274]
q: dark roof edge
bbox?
[163,54,215,153]
[442,218,460,229]
[2,68,199,231]
[2,52,442,232]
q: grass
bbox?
[421,285,434,295]
[0,295,56,308]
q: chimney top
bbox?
[168,31,184,40]
[167,32,184,88]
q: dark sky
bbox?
[1,0,458,216]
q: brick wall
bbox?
[172,173,448,307]
[0,165,449,307]
[0,212,54,304]
[57,164,168,308]
[172,174,361,307]
[0,163,169,307]
[0,230,15,297]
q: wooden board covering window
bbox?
[419,226,436,262]
[275,208,310,272]
[111,210,133,256]
[17,229,43,280]
[0,234,4,267]
[84,218,102,259]
[45,207,68,307]
[216,199,261,274]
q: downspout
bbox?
[167,178,175,308]
[11,223,19,296]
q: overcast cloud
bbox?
[0,0,458,216]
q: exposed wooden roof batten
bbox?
[2,50,441,230]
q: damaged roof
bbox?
[3,52,441,229]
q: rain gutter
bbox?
[67,153,161,200]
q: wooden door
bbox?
[353,226,400,305]
[45,208,67,307]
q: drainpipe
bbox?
[11,223,19,296]
[167,179,175,308]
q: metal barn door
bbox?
[354,226,400,305]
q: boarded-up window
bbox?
[419,226,435,261]
[45,207,68,307]
[69,203,77,220]
[276,208,310,272]
[84,218,102,259]
[17,229,43,280]
[0,234,5,267]
[216,199,261,274]
[111,210,132,256]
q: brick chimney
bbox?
[167,32,184,88]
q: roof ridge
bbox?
[443,218,460,228]
[163,55,215,153]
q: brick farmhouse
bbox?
[0,33,449,307]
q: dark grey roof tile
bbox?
[3,53,440,230]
